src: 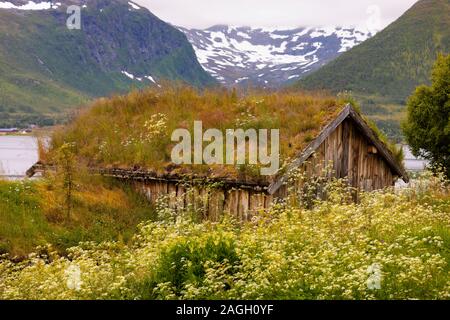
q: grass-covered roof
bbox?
[47,85,400,184]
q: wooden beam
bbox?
[342,119,350,178]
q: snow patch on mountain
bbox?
[121,71,157,84]
[180,25,375,87]
[0,1,60,10]
[128,1,140,10]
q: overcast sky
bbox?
[134,0,418,29]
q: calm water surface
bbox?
[402,145,428,172]
[0,136,38,178]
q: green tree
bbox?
[403,54,450,178]
[54,142,77,218]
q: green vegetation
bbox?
[0,177,154,258]
[403,54,450,178]
[0,0,215,127]
[0,175,448,300]
[295,0,450,140]
[352,94,406,142]
[296,0,450,102]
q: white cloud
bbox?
[134,0,418,29]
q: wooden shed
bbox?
[27,104,409,221]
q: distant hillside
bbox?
[296,0,450,104]
[0,0,216,127]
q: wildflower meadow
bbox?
[0,174,448,300]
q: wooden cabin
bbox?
[27,104,408,221]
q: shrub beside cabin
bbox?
[28,91,408,221]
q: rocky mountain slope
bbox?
[180,25,375,87]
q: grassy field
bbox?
[0,174,448,300]
[0,176,154,258]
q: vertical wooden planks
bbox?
[342,119,350,179]
[237,190,250,221]
[168,183,178,210]
[208,189,225,222]
[226,189,239,219]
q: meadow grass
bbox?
[0,177,155,258]
[0,175,448,300]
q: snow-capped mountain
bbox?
[180,25,376,87]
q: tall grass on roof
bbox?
[49,85,341,177]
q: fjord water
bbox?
[0,136,38,179]
[402,145,428,172]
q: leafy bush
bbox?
[403,54,450,178]
[151,233,238,299]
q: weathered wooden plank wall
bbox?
[134,181,272,221]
